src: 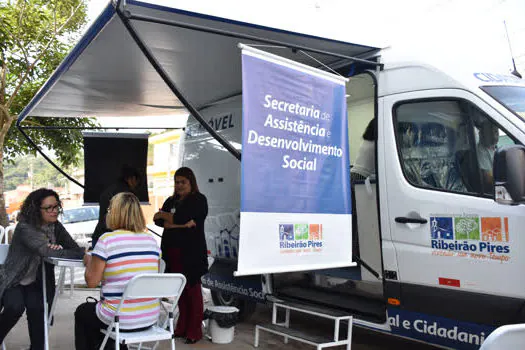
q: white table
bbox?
[42,257,84,350]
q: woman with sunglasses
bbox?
[0,188,86,349]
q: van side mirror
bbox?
[493,145,525,205]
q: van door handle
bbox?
[395,217,428,224]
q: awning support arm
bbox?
[15,124,185,188]
[118,9,242,161]
[19,126,185,130]
[16,126,84,188]
[127,13,383,68]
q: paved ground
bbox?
[4,288,439,349]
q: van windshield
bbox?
[482,85,525,119]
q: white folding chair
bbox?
[0,244,9,264]
[159,259,166,274]
[0,227,6,245]
[0,243,9,350]
[99,273,187,350]
[479,324,525,350]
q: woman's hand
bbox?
[154,211,171,221]
[47,243,63,250]
[184,220,196,228]
[153,211,164,220]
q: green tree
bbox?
[0,0,96,225]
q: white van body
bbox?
[185,53,525,349]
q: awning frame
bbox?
[16,0,382,187]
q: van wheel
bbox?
[210,290,256,321]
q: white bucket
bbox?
[207,306,239,344]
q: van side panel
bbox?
[184,97,242,259]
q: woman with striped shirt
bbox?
[74,192,161,350]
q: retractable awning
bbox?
[17,0,380,123]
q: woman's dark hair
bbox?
[19,188,61,226]
[174,167,199,194]
[362,119,377,141]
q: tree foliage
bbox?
[0,0,95,225]
[5,154,75,191]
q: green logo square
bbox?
[294,224,309,240]
[454,217,480,240]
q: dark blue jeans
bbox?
[0,282,45,350]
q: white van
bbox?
[185,55,525,349]
[16,2,525,349]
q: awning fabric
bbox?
[18,0,379,122]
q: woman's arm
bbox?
[164,221,195,229]
[17,223,85,259]
[55,222,80,249]
[84,254,106,288]
[155,211,195,229]
[153,197,174,227]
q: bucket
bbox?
[206,306,239,344]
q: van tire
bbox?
[210,290,257,321]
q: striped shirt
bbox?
[92,230,161,329]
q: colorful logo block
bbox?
[430,217,453,240]
[294,224,309,240]
[454,217,480,240]
[309,224,322,240]
[279,224,294,241]
[481,217,509,242]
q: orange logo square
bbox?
[481,217,509,242]
[309,224,322,240]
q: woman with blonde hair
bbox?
[75,192,161,350]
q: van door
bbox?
[381,89,525,326]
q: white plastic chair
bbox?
[159,259,166,274]
[0,243,9,350]
[99,273,187,350]
[0,226,6,245]
[0,244,9,264]
[479,324,525,350]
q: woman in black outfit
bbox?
[154,167,208,344]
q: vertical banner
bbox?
[236,45,354,276]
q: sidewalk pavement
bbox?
[2,288,305,350]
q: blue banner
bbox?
[236,47,354,276]
[241,50,351,215]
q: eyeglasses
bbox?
[40,204,62,213]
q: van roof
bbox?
[17,1,379,124]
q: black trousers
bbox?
[75,302,130,350]
[0,282,45,350]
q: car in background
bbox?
[60,206,99,247]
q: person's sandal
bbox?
[185,338,198,344]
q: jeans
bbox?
[0,282,45,350]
